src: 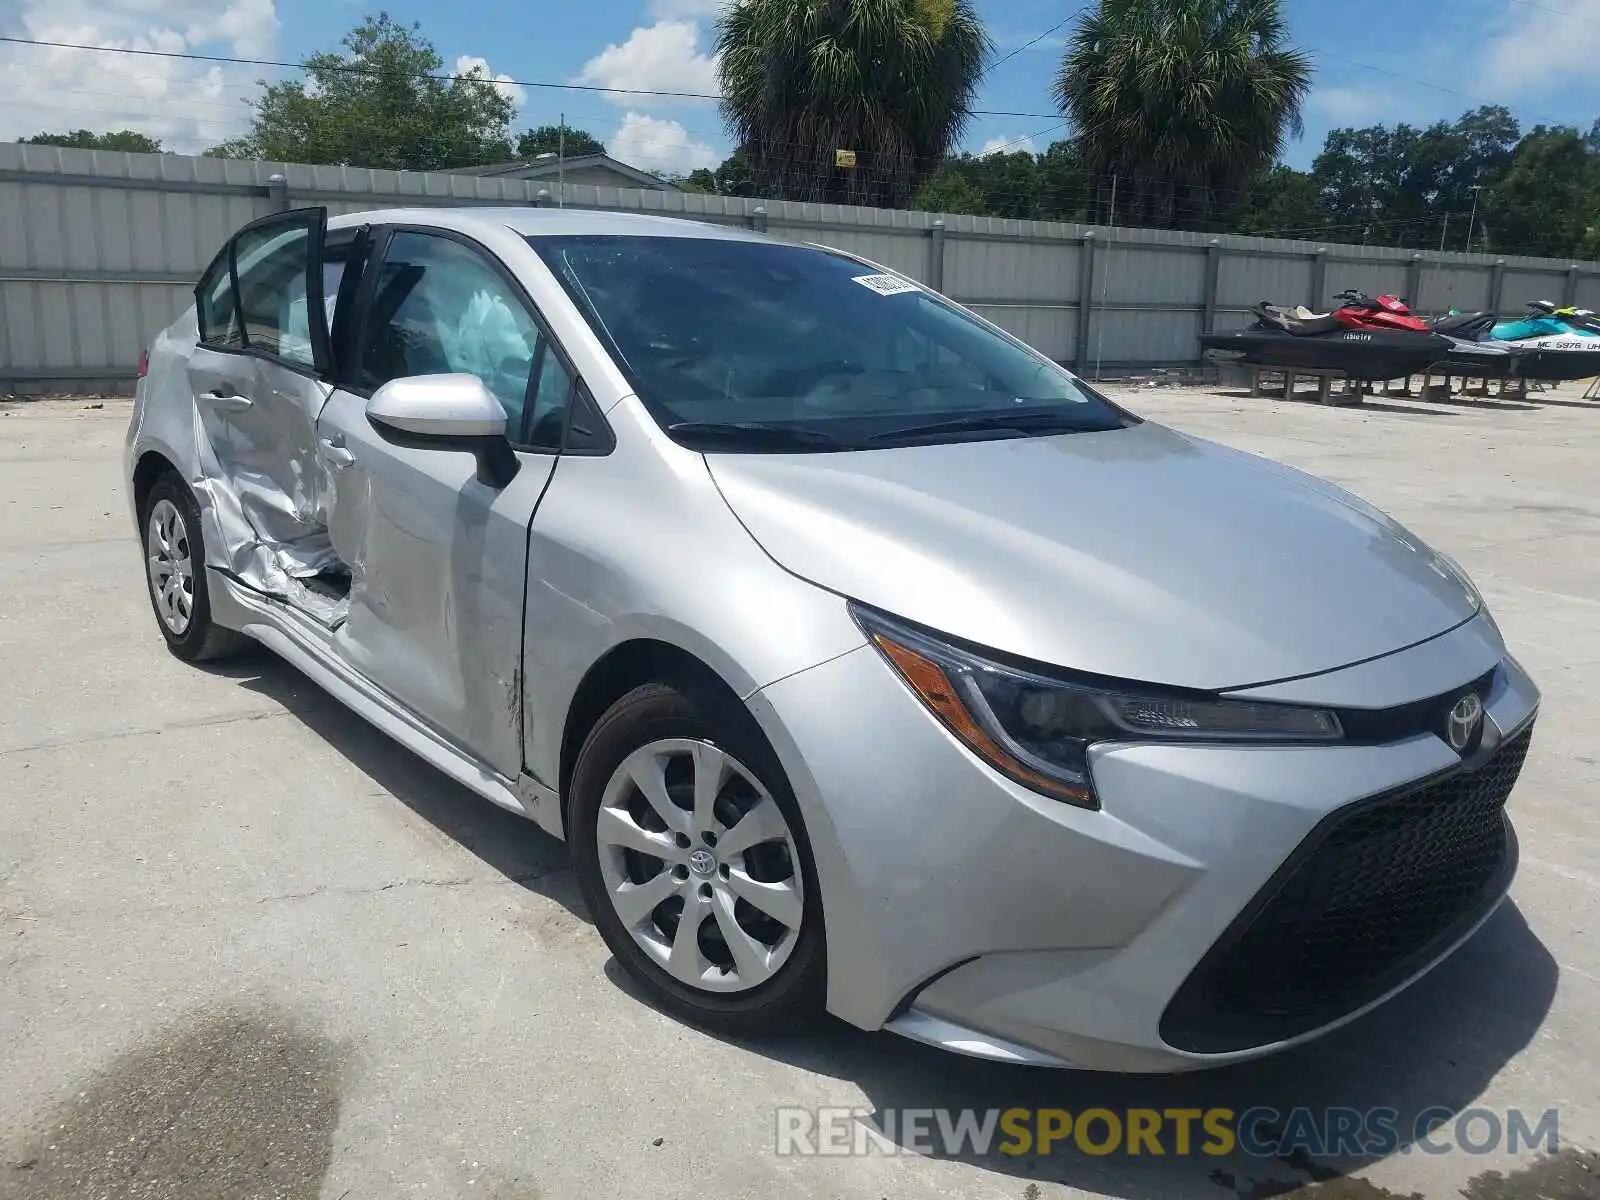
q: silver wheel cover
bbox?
[145,498,195,636]
[596,738,805,994]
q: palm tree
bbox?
[715,0,990,208]
[1054,0,1312,228]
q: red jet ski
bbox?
[1331,290,1431,332]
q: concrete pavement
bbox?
[1,386,1596,1199]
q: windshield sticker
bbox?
[852,273,921,297]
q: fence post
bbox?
[928,219,946,293]
[1407,253,1424,308]
[751,205,769,234]
[1202,238,1221,334]
[1564,264,1581,307]
[1076,231,1096,373]
[266,172,290,213]
[1490,258,1506,313]
[1309,248,1327,309]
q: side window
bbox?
[234,221,318,366]
[527,342,573,450]
[359,232,539,436]
[196,251,243,349]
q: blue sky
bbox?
[2,0,1598,173]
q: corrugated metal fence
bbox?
[4,141,1598,394]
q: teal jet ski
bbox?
[1487,303,1600,381]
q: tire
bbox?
[140,473,250,663]
[569,677,827,1034]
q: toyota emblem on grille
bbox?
[1446,692,1484,753]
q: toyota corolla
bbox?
[124,206,1539,1071]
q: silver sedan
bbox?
[124,206,1539,1071]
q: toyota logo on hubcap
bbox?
[1446,692,1484,753]
[688,848,717,877]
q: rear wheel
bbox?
[141,474,249,663]
[569,678,826,1032]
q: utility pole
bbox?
[1465,184,1484,253]
[1439,210,1450,252]
[558,112,566,208]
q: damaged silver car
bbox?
[126,205,1539,1071]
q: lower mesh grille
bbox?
[1161,727,1532,1054]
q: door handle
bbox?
[204,388,252,410]
[319,437,356,469]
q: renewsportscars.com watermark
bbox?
[775,1106,1561,1158]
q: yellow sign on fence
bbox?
[835,149,857,169]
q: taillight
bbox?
[137,349,150,379]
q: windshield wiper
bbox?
[864,409,1121,445]
[666,421,856,451]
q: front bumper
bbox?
[748,617,1539,1073]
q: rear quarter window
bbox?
[196,251,243,348]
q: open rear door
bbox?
[186,207,343,602]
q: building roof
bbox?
[448,153,679,191]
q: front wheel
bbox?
[569,679,826,1033]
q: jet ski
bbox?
[1200,294,1452,381]
[1528,300,1600,334]
[1426,308,1529,378]
[1488,302,1600,381]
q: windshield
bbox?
[529,234,1134,450]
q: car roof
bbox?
[326,206,771,243]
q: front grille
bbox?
[1161,727,1532,1054]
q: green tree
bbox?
[715,0,990,208]
[712,148,758,195]
[910,143,1089,220]
[1309,107,1520,249]
[1230,165,1327,238]
[1480,126,1597,259]
[1054,0,1312,229]
[515,125,605,159]
[211,13,516,170]
[1035,141,1091,221]
[21,129,163,153]
[912,164,988,214]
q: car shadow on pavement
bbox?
[211,648,590,927]
[677,904,1557,1199]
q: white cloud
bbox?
[1483,19,1600,95]
[0,0,279,152]
[1308,85,1396,126]
[609,111,718,175]
[454,54,526,109]
[980,134,1035,156]
[574,20,719,106]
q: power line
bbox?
[982,14,1077,80]
[0,34,1064,120]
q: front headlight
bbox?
[852,605,1342,810]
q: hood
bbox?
[706,422,1480,691]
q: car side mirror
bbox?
[366,374,519,488]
